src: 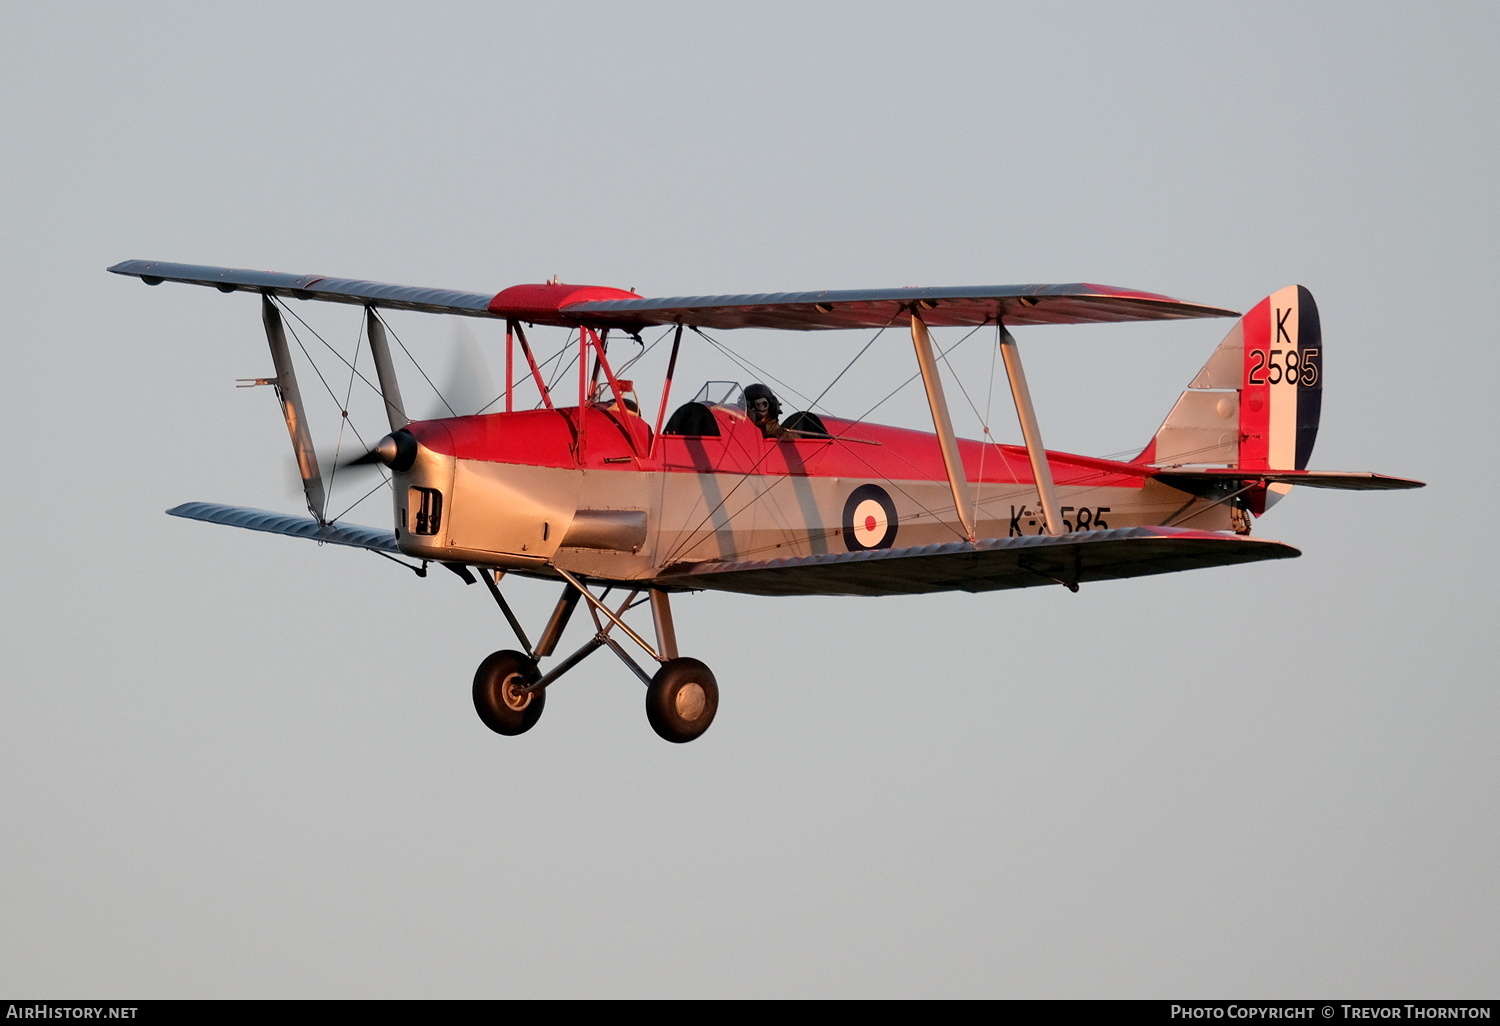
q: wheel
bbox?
[645,658,719,743]
[472,650,544,736]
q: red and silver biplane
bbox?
[111,260,1422,742]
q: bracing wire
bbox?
[975,324,1001,494]
[544,330,581,399]
[323,324,358,501]
[328,475,394,525]
[658,320,896,564]
[277,299,387,402]
[805,318,898,413]
[614,327,671,380]
[659,317,984,563]
[372,310,457,419]
[840,322,988,430]
[275,299,414,521]
[692,328,816,409]
[278,310,377,464]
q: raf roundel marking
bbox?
[842,484,898,551]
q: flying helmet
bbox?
[743,383,781,421]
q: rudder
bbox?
[1238,285,1322,471]
[1147,285,1323,473]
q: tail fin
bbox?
[1146,285,1323,472]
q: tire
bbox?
[645,658,719,743]
[472,650,544,736]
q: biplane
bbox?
[110,260,1422,743]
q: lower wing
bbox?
[656,527,1299,597]
[167,502,398,553]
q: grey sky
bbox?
[1,2,1494,997]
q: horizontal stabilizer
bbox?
[656,526,1298,597]
[1152,469,1425,491]
[167,502,398,553]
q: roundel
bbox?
[842,484,898,551]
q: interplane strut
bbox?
[998,322,1064,537]
[261,295,326,522]
[909,311,977,541]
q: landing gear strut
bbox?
[466,567,718,743]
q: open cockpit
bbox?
[663,380,831,440]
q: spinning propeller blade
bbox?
[422,322,497,419]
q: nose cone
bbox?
[354,429,418,472]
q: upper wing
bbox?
[564,283,1238,330]
[110,260,1236,330]
[1152,469,1426,491]
[655,526,1298,597]
[110,260,503,317]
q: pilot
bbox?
[744,383,788,439]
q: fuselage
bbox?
[390,400,1235,583]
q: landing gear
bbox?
[467,568,719,743]
[646,658,719,743]
[472,649,544,736]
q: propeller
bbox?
[279,323,496,508]
[282,430,416,507]
[424,322,498,419]
[332,324,493,477]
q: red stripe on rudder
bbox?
[1239,297,1271,470]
